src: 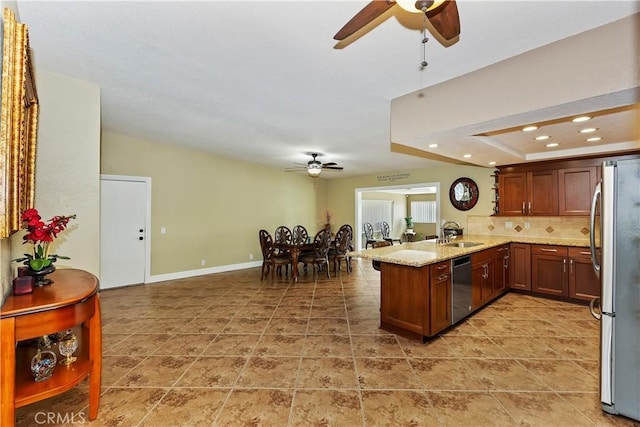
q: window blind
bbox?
[362,200,393,231]
[410,200,437,223]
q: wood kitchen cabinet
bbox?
[568,247,600,301]
[531,245,568,297]
[558,166,598,215]
[472,249,496,310]
[510,243,531,291]
[429,260,451,335]
[380,263,429,339]
[498,171,558,215]
[494,245,510,294]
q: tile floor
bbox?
[15,259,640,426]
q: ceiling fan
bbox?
[334,0,460,43]
[285,153,344,177]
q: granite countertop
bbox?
[350,234,591,268]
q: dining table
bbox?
[276,240,314,282]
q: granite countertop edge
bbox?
[349,234,591,268]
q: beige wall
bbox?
[101,132,325,276]
[326,165,494,240]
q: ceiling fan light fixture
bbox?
[307,163,322,177]
[396,0,443,13]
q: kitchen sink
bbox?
[446,241,483,248]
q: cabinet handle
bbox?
[570,259,573,274]
[528,201,531,213]
[522,202,525,214]
[438,274,448,281]
[563,258,567,273]
[579,251,591,256]
[540,248,558,252]
[504,255,509,269]
[437,264,447,270]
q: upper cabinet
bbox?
[498,170,558,216]
[558,166,598,216]
[495,154,638,217]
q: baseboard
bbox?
[147,260,262,284]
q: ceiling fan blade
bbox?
[426,0,460,41]
[284,167,307,172]
[322,162,338,167]
[323,166,344,170]
[334,0,396,40]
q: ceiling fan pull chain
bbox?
[420,26,429,68]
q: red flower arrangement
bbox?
[13,209,76,271]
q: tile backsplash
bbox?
[467,215,592,241]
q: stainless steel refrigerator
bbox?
[589,158,640,422]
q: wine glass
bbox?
[58,330,78,365]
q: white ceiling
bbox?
[16,0,640,177]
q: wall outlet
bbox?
[249,254,253,260]
[525,222,530,229]
[201,259,206,266]
[160,227,166,234]
[505,221,513,228]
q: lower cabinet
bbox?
[531,245,600,300]
[510,243,531,290]
[380,263,429,338]
[531,245,568,296]
[494,245,510,294]
[379,259,451,341]
[471,249,496,310]
[568,247,600,301]
[429,260,452,335]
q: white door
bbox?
[100,176,150,289]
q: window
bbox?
[410,201,437,223]
[362,200,393,231]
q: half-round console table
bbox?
[0,269,102,426]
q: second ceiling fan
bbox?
[334,0,460,43]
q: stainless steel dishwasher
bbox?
[452,255,473,324]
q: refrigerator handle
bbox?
[589,182,601,277]
[589,297,601,320]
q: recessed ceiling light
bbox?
[545,143,559,148]
[572,116,592,123]
[463,154,471,158]
[587,137,602,142]
[580,128,598,133]
[428,143,438,148]
[522,126,538,132]
[489,161,496,166]
[535,135,550,141]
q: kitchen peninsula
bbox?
[352,235,594,341]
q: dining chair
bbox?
[299,228,331,280]
[259,229,292,281]
[363,222,385,249]
[371,240,392,271]
[292,225,309,245]
[274,225,292,274]
[329,227,352,276]
[336,223,354,270]
[380,221,401,245]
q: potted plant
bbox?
[404,216,414,233]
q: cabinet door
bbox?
[494,246,509,295]
[510,243,531,290]
[430,272,451,335]
[380,263,429,335]
[558,167,597,216]
[483,259,496,303]
[471,262,486,310]
[569,248,600,301]
[499,172,527,215]
[528,170,558,216]
[531,254,567,296]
